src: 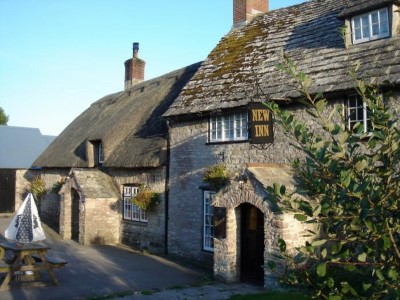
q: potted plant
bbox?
[203,163,229,191]
[131,185,160,211]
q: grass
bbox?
[229,291,312,300]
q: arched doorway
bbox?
[71,188,80,242]
[240,203,264,284]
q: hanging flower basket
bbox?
[131,185,160,211]
[203,163,229,191]
[30,176,46,199]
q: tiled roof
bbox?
[164,0,400,118]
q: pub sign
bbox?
[249,102,274,144]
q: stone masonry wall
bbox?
[109,167,166,254]
[167,103,315,265]
[82,197,120,245]
[14,169,39,211]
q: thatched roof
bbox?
[338,0,400,18]
[34,62,201,168]
[164,0,400,118]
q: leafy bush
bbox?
[264,54,400,299]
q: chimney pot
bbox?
[133,42,139,58]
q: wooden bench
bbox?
[32,255,68,269]
[0,262,11,273]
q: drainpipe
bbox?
[164,120,171,255]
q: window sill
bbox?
[122,219,148,226]
[206,140,248,145]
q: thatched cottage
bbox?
[163,0,400,287]
[33,45,200,252]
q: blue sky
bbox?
[0,0,304,136]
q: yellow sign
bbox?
[249,103,273,144]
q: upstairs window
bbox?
[346,95,372,133]
[98,142,104,164]
[352,8,389,44]
[209,112,248,142]
[123,185,148,223]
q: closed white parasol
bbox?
[5,193,46,243]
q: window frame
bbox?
[123,185,148,223]
[98,142,104,164]
[351,7,390,44]
[203,190,215,252]
[209,111,248,143]
[346,95,371,133]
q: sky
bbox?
[0,0,304,136]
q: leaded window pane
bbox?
[209,112,248,142]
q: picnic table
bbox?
[0,241,67,290]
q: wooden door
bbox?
[241,203,264,284]
[0,170,16,212]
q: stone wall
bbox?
[14,169,39,211]
[167,104,314,265]
[82,197,120,245]
[37,169,69,229]
[109,167,167,254]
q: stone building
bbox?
[163,0,400,287]
[30,0,400,289]
[33,45,200,252]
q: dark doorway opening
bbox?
[0,170,16,213]
[71,188,80,242]
[240,203,264,285]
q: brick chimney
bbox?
[124,42,145,90]
[233,0,268,28]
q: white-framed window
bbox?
[346,95,371,133]
[123,185,148,222]
[352,8,389,44]
[98,142,104,164]
[203,190,215,252]
[210,112,248,142]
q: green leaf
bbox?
[381,235,391,250]
[328,296,342,300]
[267,260,277,272]
[362,283,372,291]
[278,238,286,252]
[315,99,327,114]
[338,132,349,144]
[340,170,352,188]
[388,268,398,281]
[321,248,328,259]
[317,262,327,277]
[375,269,385,280]
[294,214,307,222]
[327,277,335,288]
[358,252,367,262]
[355,160,368,172]
[311,239,327,247]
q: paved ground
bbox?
[0,214,263,300]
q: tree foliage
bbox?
[264,54,400,299]
[0,107,9,125]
